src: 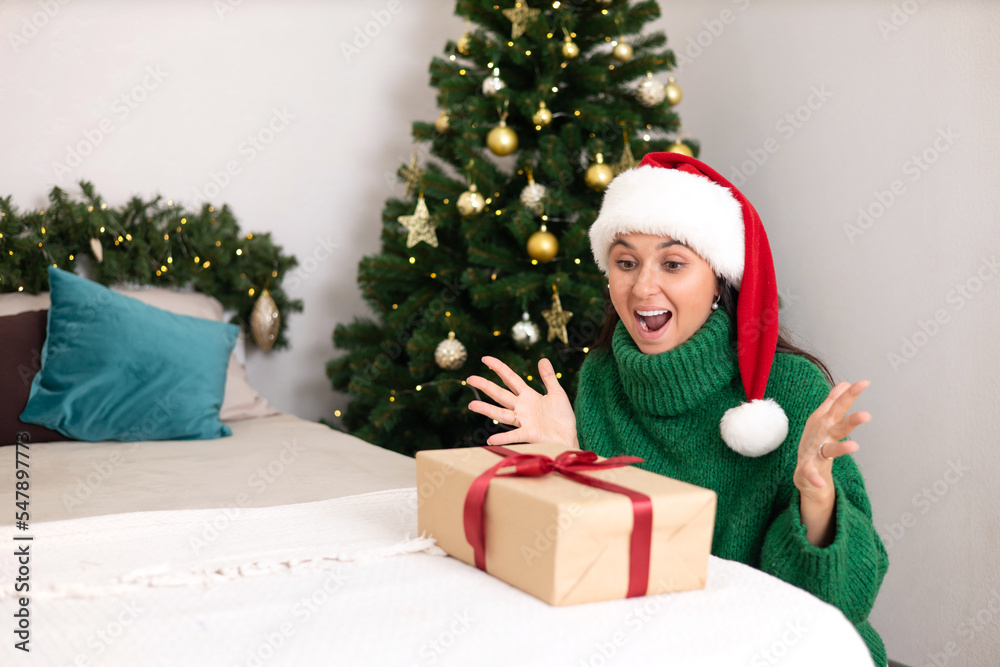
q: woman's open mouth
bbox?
[634,309,672,339]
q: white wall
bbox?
[2,1,998,664]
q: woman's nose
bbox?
[632,265,660,297]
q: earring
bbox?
[711,295,720,311]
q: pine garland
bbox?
[0,182,302,349]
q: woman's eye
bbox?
[664,261,683,271]
[615,259,636,270]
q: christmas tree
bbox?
[327,0,698,456]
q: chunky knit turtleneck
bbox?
[575,310,889,667]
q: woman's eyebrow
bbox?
[610,239,688,251]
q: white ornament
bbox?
[482,67,506,97]
[511,312,540,347]
[636,73,666,107]
[519,180,548,216]
[435,331,468,370]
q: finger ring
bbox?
[818,441,831,460]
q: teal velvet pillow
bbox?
[20,267,238,441]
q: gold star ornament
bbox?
[542,287,573,345]
[397,195,438,248]
[502,2,541,40]
[400,150,425,198]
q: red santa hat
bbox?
[589,152,787,457]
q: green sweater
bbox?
[575,309,888,666]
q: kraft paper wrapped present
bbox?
[416,442,717,606]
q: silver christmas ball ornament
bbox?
[511,312,541,347]
[636,73,666,107]
[519,175,548,216]
[482,68,506,97]
[435,331,468,370]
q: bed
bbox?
[0,281,875,666]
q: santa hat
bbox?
[589,152,788,457]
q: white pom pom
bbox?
[719,399,789,457]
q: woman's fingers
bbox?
[486,428,528,446]
[829,380,870,422]
[817,438,860,461]
[481,356,529,396]
[826,410,871,442]
[537,358,565,396]
[466,374,517,408]
[468,400,516,425]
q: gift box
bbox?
[416,442,717,606]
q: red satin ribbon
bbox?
[462,445,654,598]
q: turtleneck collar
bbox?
[612,308,738,417]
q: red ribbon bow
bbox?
[463,446,654,598]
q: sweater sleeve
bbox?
[759,458,889,625]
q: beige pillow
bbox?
[0,288,280,422]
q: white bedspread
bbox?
[0,487,874,667]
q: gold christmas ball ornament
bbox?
[635,73,666,107]
[456,31,471,55]
[435,331,468,370]
[486,120,518,156]
[250,289,281,351]
[519,173,548,216]
[434,110,450,133]
[457,184,486,217]
[482,67,506,96]
[585,153,614,191]
[561,36,580,59]
[664,77,683,106]
[532,101,552,127]
[667,140,693,157]
[511,312,541,347]
[527,227,558,262]
[612,41,633,62]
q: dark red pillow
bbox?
[0,310,69,445]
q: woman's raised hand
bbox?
[466,356,579,448]
[794,380,871,502]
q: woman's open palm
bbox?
[466,356,578,448]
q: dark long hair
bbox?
[591,279,835,386]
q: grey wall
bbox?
[2,1,998,664]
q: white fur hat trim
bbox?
[589,165,746,287]
[719,398,789,457]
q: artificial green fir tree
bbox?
[328,0,699,455]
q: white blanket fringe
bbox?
[0,487,444,600]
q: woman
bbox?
[467,153,889,666]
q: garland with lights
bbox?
[328,0,700,455]
[0,182,302,349]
